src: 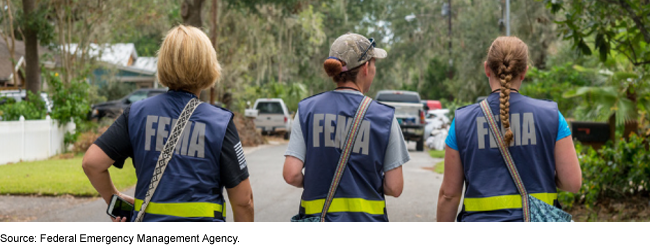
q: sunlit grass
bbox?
[434,161,444,174]
[0,156,136,196]
[429,150,445,159]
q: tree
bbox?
[181,0,205,28]
[22,0,39,98]
[546,0,650,66]
[562,66,650,139]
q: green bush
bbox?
[521,63,598,118]
[44,71,91,127]
[0,92,47,121]
[560,135,650,209]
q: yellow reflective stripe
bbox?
[134,199,224,218]
[301,198,385,215]
[463,193,557,212]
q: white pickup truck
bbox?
[252,98,292,139]
[375,90,426,151]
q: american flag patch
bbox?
[234,142,247,170]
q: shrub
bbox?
[560,135,650,209]
[0,91,47,121]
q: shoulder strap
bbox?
[134,97,202,222]
[479,99,531,222]
[319,96,373,222]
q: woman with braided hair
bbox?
[436,36,582,222]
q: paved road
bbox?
[0,143,444,222]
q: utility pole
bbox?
[447,0,453,79]
[506,0,510,36]
[209,0,218,105]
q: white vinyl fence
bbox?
[0,116,75,165]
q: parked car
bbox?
[89,88,166,120]
[0,90,53,113]
[252,98,292,139]
[376,90,426,151]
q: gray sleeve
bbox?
[284,110,306,162]
[383,116,410,172]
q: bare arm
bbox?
[82,144,134,205]
[226,178,254,222]
[283,156,304,188]
[437,145,464,222]
[384,166,403,197]
[554,136,582,193]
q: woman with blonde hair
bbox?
[437,36,582,222]
[83,25,254,222]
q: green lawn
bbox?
[434,161,444,174]
[0,156,137,196]
[429,150,445,159]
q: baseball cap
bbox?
[328,33,387,72]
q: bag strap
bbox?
[479,99,531,222]
[134,97,202,222]
[319,96,373,222]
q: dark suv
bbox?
[89,89,166,120]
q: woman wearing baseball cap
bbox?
[282,33,409,222]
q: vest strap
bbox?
[320,96,374,222]
[134,199,225,219]
[302,198,385,215]
[463,193,557,212]
[135,97,202,222]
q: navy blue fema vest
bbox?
[127,90,232,222]
[455,93,560,222]
[297,91,394,222]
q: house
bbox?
[66,43,159,89]
[0,38,55,89]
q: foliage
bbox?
[44,70,91,127]
[520,63,598,118]
[545,0,650,66]
[441,98,473,120]
[14,1,56,47]
[403,58,455,101]
[559,135,650,210]
[237,80,307,113]
[0,91,46,121]
[0,156,136,196]
[563,68,650,126]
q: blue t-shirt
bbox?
[445,111,571,151]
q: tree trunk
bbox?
[181,0,205,28]
[182,0,206,100]
[209,0,218,105]
[23,0,40,98]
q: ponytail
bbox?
[324,58,343,77]
[486,36,529,146]
[323,57,362,83]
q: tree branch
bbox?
[618,0,650,44]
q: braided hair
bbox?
[486,36,529,145]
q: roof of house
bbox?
[66,43,138,67]
[0,39,52,81]
[132,57,157,74]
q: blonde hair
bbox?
[486,36,529,145]
[157,25,222,92]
